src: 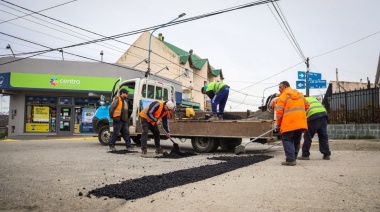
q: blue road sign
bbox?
[296,81,305,89]
[298,71,305,80]
[308,72,322,80]
[309,80,326,89]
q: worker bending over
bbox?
[201,81,230,121]
[139,100,175,156]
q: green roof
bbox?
[163,41,214,71]
[211,69,221,77]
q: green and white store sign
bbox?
[10,72,117,91]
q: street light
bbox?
[146,13,186,78]
[153,66,169,76]
[6,44,15,57]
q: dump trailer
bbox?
[92,78,276,153]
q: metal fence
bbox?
[324,87,380,124]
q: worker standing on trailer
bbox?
[139,100,175,156]
[201,82,230,121]
[298,96,331,160]
[109,88,133,151]
[275,81,309,166]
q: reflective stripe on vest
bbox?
[112,96,123,118]
[306,97,326,118]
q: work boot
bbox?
[209,114,219,121]
[109,146,116,151]
[155,147,164,154]
[281,161,296,166]
[218,114,224,120]
[297,156,310,160]
[141,147,147,156]
[126,145,135,150]
[323,155,330,160]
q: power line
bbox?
[311,29,380,59]
[0,0,78,24]
[269,1,306,61]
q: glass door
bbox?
[57,106,74,134]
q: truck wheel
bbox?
[132,136,141,145]
[98,125,111,145]
[191,137,220,153]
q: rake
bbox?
[235,128,276,155]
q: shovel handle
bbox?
[159,124,177,144]
[246,128,276,146]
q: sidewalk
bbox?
[2,133,97,141]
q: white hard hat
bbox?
[166,101,175,110]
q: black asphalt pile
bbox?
[161,148,197,159]
[87,155,273,200]
[107,150,139,154]
[248,110,274,120]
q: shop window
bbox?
[74,98,99,133]
[25,96,57,133]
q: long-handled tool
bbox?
[235,128,276,155]
[160,125,180,153]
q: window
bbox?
[182,68,189,78]
[25,96,57,133]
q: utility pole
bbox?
[336,68,340,93]
[305,57,310,96]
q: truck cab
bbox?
[92,78,176,145]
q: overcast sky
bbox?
[1,0,379,111]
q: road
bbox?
[0,137,379,211]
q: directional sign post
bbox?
[296,81,305,89]
[308,72,322,80]
[309,80,327,89]
[297,70,326,90]
[298,71,305,80]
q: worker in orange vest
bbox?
[109,88,133,151]
[139,100,175,156]
[275,81,309,166]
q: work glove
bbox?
[275,125,280,132]
[156,119,162,126]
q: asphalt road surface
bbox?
[0,136,379,212]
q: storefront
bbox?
[25,96,98,134]
[0,57,182,137]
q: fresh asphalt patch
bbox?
[87,155,273,200]
[107,150,139,154]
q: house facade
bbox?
[116,31,224,111]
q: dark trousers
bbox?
[302,117,331,157]
[109,120,131,147]
[140,118,160,149]
[212,89,229,114]
[282,129,303,162]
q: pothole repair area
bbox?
[87,155,273,200]
[107,150,139,154]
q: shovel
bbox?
[235,128,276,155]
[160,125,180,154]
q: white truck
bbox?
[92,78,275,153]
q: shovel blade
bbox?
[235,145,246,155]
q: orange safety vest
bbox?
[275,87,309,133]
[139,102,169,125]
[112,96,123,118]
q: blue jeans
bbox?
[302,116,331,157]
[109,120,131,147]
[212,89,229,115]
[282,129,303,162]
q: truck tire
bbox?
[131,136,141,145]
[98,125,111,145]
[191,137,220,153]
